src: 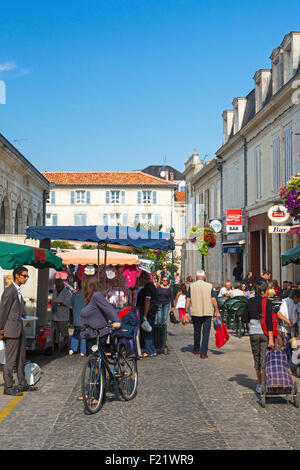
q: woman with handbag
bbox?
[137,271,158,358]
[241,280,274,394]
[174,284,188,325]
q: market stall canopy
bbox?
[0,241,63,271]
[26,225,175,251]
[281,244,300,266]
[57,249,140,266]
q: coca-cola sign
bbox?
[226,209,242,233]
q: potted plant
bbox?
[280,173,300,221]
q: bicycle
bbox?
[80,321,138,414]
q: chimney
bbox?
[170,172,174,181]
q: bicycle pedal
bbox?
[115,374,121,377]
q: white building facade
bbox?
[216,31,300,284]
[0,133,49,235]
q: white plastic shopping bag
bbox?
[0,340,5,364]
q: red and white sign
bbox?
[267,205,289,223]
[226,209,243,233]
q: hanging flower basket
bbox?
[189,225,216,256]
[280,173,300,221]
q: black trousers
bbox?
[191,316,212,355]
[3,330,27,389]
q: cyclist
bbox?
[77,276,121,402]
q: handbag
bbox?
[141,319,152,333]
[0,340,6,365]
[215,317,230,348]
[170,310,178,324]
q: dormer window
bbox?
[253,70,271,113]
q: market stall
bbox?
[56,248,141,309]
[0,240,63,353]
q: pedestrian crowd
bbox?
[1,262,300,399]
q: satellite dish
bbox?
[160,171,166,178]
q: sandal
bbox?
[77,395,98,405]
[151,353,157,357]
[139,352,150,358]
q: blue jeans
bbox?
[70,327,87,355]
[191,316,212,355]
[156,304,169,325]
[142,315,157,355]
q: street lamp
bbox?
[170,227,175,287]
[199,208,207,271]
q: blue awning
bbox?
[26,225,175,251]
[223,244,242,254]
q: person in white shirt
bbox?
[231,282,244,298]
[218,281,233,298]
[277,289,300,338]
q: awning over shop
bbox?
[223,244,242,254]
[0,241,63,270]
[281,244,300,266]
[26,226,175,251]
[56,249,140,266]
[286,225,300,235]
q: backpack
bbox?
[261,298,279,337]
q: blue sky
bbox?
[0,0,299,173]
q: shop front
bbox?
[248,212,271,279]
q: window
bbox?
[71,190,91,204]
[50,191,56,204]
[134,213,152,226]
[137,190,157,204]
[109,213,121,225]
[105,190,125,204]
[74,213,87,225]
[284,126,293,182]
[272,135,281,192]
[46,214,58,226]
[254,147,262,200]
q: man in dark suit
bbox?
[0,266,37,396]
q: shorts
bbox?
[53,321,69,339]
[250,334,268,370]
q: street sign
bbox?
[226,209,243,233]
[267,205,289,223]
[209,219,222,233]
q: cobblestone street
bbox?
[0,322,299,450]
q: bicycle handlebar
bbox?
[81,321,115,334]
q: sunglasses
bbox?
[20,274,29,278]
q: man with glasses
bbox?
[0,266,37,396]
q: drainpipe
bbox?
[216,156,223,283]
[243,137,248,276]
[42,190,49,226]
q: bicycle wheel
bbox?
[81,354,105,414]
[117,352,138,401]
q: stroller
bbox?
[259,328,300,408]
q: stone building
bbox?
[0,133,49,235]
[216,31,300,284]
[182,150,222,285]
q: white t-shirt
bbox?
[176,294,186,309]
[218,287,232,297]
[279,298,300,336]
[231,289,244,298]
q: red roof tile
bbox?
[174,191,186,202]
[42,171,176,187]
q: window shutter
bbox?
[74,214,79,226]
[105,191,110,204]
[103,213,108,225]
[154,214,160,226]
[122,213,128,226]
[152,191,157,204]
[284,127,292,181]
[86,191,91,204]
[71,191,75,204]
[50,191,56,204]
[82,214,87,226]
[273,136,280,192]
[121,191,126,204]
[52,214,58,226]
[134,213,140,225]
[137,191,142,204]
